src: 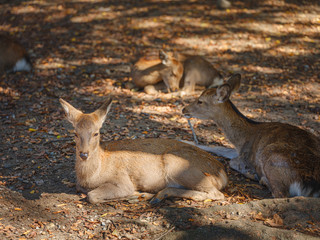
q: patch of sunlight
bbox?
[273,11,320,24]
[45,8,77,22]
[240,22,318,35]
[10,5,43,14]
[92,57,112,65]
[182,17,213,28]
[273,44,319,56]
[71,9,119,23]
[130,18,165,29]
[0,87,20,98]
[0,25,12,32]
[172,37,271,53]
[244,65,284,74]
[0,26,27,34]
[37,58,66,69]
[70,0,104,2]
[127,105,181,118]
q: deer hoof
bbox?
[149,197,162,205]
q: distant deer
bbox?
[0,34,32,73]
[164,51,224,95]
[131,51,183,94]
[131,50,223,95]
[183,74,320,198]
[59,97,227,204]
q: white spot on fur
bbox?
[13,58,31,72]
[289,181,319,197]
[209,77,224,88]
[219,170,228,188]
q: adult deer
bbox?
[0,34,32,73]
[59,97,227,204]
[183,74,320,198]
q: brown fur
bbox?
[60,97,228,204]
[183,74,320,198]
[0,34,31,72]
[131,50,223,95]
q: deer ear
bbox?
[94,96,113,126]
[216,84,231,103]
[59,98,83,125]
[227,73,241,93]
[159,50,169,65]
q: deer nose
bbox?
[182,107,187,114]
[182,108,191,118]
[80,152,88,160]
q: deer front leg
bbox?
[229,157,258,181]
[76,183,88,194]
[87,181,135,204]
[150,187,225,204]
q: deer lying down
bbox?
[132,50,223,95]
[168,52,224,95]
[131,51,183,94]
[183,74,320,198]
[0,34,32,73]
[59,97,227,204]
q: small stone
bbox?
[44,223,55,231]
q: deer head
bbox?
[182,74,241,119]
[159,50,184,91]
[59,97,113,161]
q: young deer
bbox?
[183,74,320,198]
[59,97,227,204]
[166,52,224,95]
[132,50,223,95]
[131,51,183,94]
[0,34,32,73]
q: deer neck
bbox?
[213,100,259,150]
[75,144,105,187]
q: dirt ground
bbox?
[1,0,320,239]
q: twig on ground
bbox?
[154,226,176,240]
[187,119,199,145]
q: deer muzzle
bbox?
[79,152,89,160]
[182,107,191,118]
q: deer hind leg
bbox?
[229,157,258,181]
[181,73,196,94]
[150,187,225,204]
[144,82,168,94]
[87,181,135,204]
[144,85,158,94]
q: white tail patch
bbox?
[12,58,31,72]
[209,77,224,88]
[180,140,238,159]
[289,181,320,197]
[219,169,228,188]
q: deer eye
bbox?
[198,100,203,104]
[93,133,99,137]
